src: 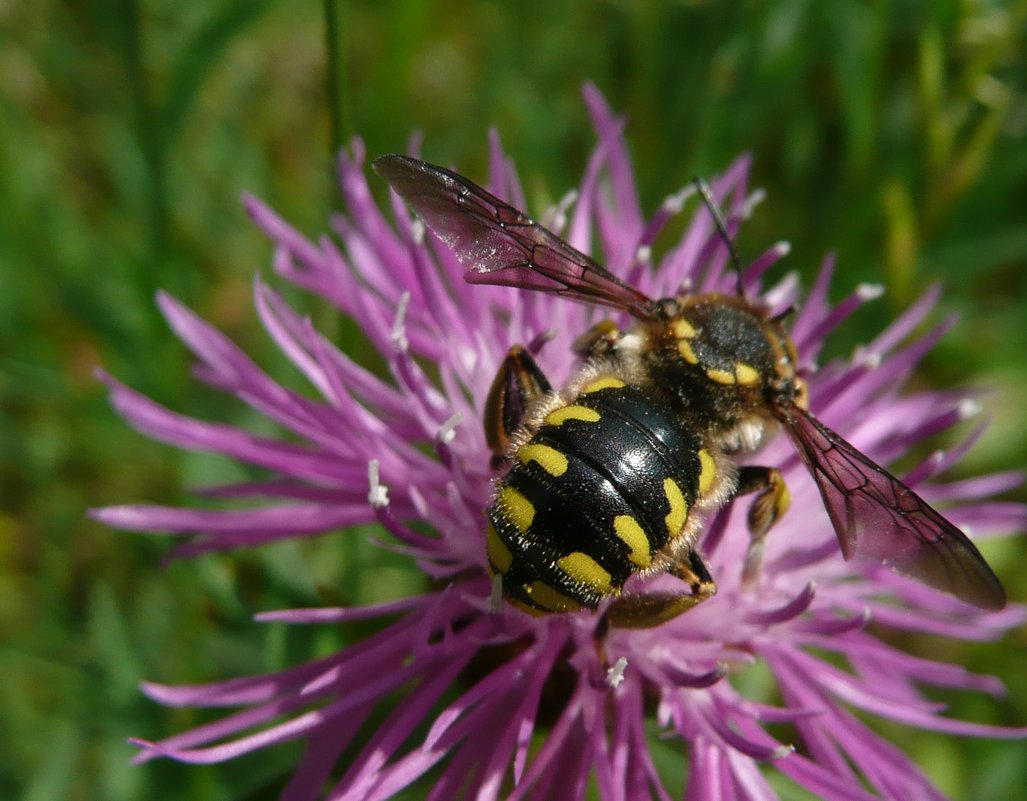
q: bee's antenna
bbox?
[694,177,744,297]
[771,304,798,323]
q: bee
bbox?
[374,154,1006,628]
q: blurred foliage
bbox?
[1,0,1025,799]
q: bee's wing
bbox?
[783,405,1006,610]
[374,155,659,319]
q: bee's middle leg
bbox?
[483,345,552,466]
[733,465,790,585]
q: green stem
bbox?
[324,0,348,157]
[120,0,169,272]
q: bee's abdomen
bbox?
[486,380,704,613]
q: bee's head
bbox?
[762,310,807,413]
[662,293,806,424]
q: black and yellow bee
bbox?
[374,155,1005,629]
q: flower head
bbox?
[96,84,1026,800]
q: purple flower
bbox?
[96,84,1026,800]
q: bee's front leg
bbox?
[571,320,622,357]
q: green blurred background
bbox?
[2,1,1025,799]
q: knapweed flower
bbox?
[96,84,1025,800]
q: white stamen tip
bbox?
[368,460,389,508]
[635,245,652,265]
[770,744,796,760]
[410,218,426,245]
[958,398,982,419]
[856,283,885,300]
[545,189,578,231]
[489,574,504,613]
[773,240,792,257]
[741,188,767,219]
[438,413,462,444]
[853,346,882,368]
[606,656,628,688]
[391,292,411,352]
[663,184,697,214]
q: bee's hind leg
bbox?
[604,549,717,629]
